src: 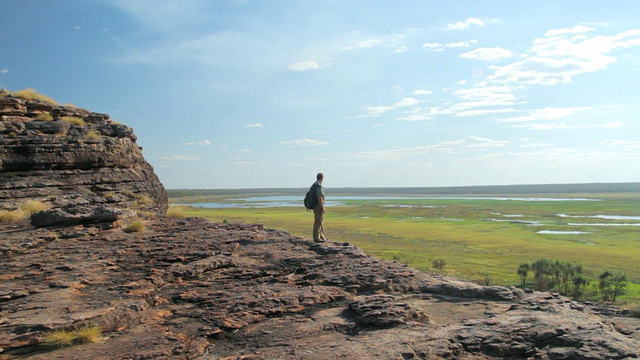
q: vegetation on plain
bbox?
[169,188,640,303]
[518,258,627,302]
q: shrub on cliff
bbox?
[1,88,58,104]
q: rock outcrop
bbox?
[0,93,167,224]
[1,217,639,359]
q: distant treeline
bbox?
[168,182,640,198]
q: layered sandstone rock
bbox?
[0,217,639,359]
[0,94,167,224]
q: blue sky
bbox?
[2,0,640,189]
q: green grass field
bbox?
[171,192,640,299]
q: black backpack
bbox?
[304,183,320,210]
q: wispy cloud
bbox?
[278,139,330,146]
[446,18,485,31]
[497,106,591,123]
[544,25,595,37]
[185,140,211,146]
[599,139,640,149]
[287,60,321,72]
[343,38,383,50]
[422,42,444,51]
[245,123,263,128]
[342,136,508,161]
[413,89,433,95]
[460,47,513,61]
[0,69,8,75]
[445,39,478,48]
[161,155,203,161]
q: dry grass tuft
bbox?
[33,113,53,121]
[166,206,187,219]
[123,220,145,233]
[85,130,103,140]
[42,325,103,348]
[0,209,26,223]
[19,200,50,215]
[6,88,58,104]
[61,116,86,126]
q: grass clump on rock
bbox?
[123,220,145,233]
[166,206,187,219]
[0,209,25,223]
[33,113,54,121]
[61,116,86,126]
[20,200,50,215]
[0,200,50,223]
[43,325,103,348]
[3,88,58,105]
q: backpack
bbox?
[304,183,320,210]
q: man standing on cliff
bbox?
[310,173,328,242]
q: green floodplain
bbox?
[168,183,640,300]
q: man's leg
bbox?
[313,206,325,241]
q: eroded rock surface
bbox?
[1,217,638,359]
[0,95,168,219]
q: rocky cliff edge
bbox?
[0,92,167,227]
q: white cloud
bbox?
[358,105,394,117]
[446,18,485,31]
[287,60,321,72]
[544,25,595,37]
[185,140,211,146]
[0,69,8,74]
[422,42,444,51]
[497,106,591,123]
[394,97,419,107]
[578,122,625,129]
[246,123,263,128]
[278,139,330,146]
[455,108,517,117]
[343,38,383,50]
[599,139,640,149]
[487,28,640,85]
[445,39,478,48]
[513,122,571,130]
[413,89,433,95]
[460,47,514,61]
[520,142,553,148]
[343,136,508,161]
[161,155,203,161]
[396,106,450,121]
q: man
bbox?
[311,173,329,242]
